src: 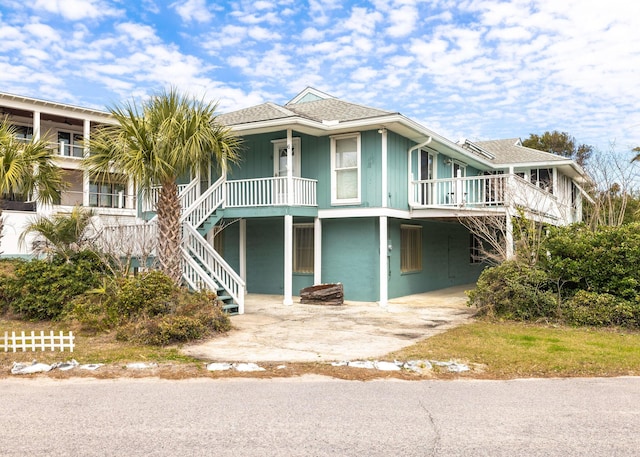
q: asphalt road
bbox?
[2,376,639,456]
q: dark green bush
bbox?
[563,291,640,327]
[468,260,557,321]
[5,251,105,320]
[114,289,231,345]
[65,270,230,345]
[113,270,177,319]
[469,222,640,327]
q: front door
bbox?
[273,138,301,204]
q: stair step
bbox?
[222,303,239,315]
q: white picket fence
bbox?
[2,330,75,352]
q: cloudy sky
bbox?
[0,0,638,153]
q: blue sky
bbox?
[0,0,639,154]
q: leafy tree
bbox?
[85,88,241,284]
[522,130,593,167]
[20,206,95,259]
[0,117,65,247]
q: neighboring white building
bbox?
[0,91,141,256]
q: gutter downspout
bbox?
[407,137,432,207]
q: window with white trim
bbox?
[401,225,422,273]
[294,224,314,274]
[331,133,361,204]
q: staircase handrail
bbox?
[178,177,201,211]
[180,176,225,228]
[180,247,219,291]
[182,222,245,312]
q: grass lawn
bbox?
[388,321,640,379]
[3,317,640,379]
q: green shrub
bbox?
[5,251,105,320]
[115,289,230,346]
[468,260,557,321]
[113,270,177,319]
[563,291,640,327]
[65,270,231,345]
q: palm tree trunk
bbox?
[157,180,183,284]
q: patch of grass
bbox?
[387,321,640,378]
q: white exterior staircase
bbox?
[179,176,245,314]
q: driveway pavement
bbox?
[182,284,476,362]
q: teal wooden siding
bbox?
[387,132,413,209]
[245,218,284,294]
[387,219,485,298]
[321,217,379,302]
[217,217,313,295]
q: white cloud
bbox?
[32,0,121,21]
[171,0,213,23]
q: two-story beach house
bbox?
[0,88,589,314]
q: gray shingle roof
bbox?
[285,98,394,123]
[472,138,570,164]
[219,95,394,126]
[218,102,296,126]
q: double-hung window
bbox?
[331,133,361,205]
[293,224,314,274]
[401,225,422,273]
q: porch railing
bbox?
[56,190,137,210]
[412,174,561,218]
[225,176,317,207]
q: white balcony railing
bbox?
[412,174,562,219]
[225,177,317,208]
[143,176,318,214]
[56,190,137,210]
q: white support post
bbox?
[239,218,247,287]
[83,119,92,208]
[379,216,388,307]
[284,214,293,305]
[314,217,322,285]
[33,111,41,140]
[505,209,514,259]
[286,128,293,206]
[381,128,388,208]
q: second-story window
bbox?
[531,168,553,192]
[89,176,127,209]
[331,133,361,205]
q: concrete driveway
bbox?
[182,284,476,362]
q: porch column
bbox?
[83,119,91,207]
[505,209,514,259]
[284,214,293,305]
[286,128,293,206]
[380,128,388,208]
[239,218,247,287]
[314,217,322,285]
[33,111,41,140]
[379,216,388,307]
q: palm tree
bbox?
[0,117,64,249]
[85,88,241,284]
[20,206,95,259]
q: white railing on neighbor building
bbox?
[95,222,158,257]
[225,177,317,207]
[412,174,561,219]
[57,190,136,210]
